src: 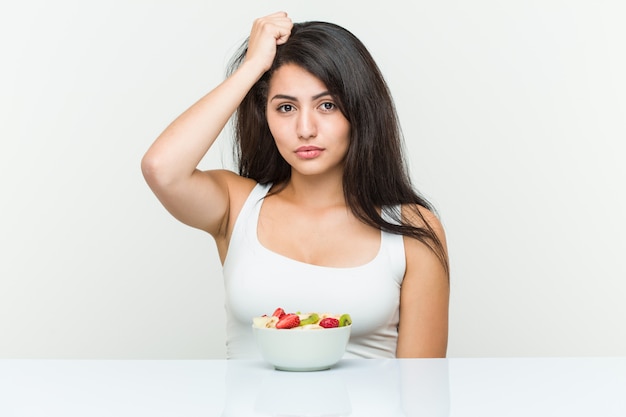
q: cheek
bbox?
[266,121,281,146]
[266,120,291,158]
[341,123,351,142]
[267,116,291,145]
[329,120,351,147]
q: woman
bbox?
[142,12,449,359]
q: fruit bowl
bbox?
[253,325,351,371]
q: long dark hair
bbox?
[228,21,449,276]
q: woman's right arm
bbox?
[141,12,292,238]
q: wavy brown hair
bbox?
[227,21,449,276]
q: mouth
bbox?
[295,146,324,159]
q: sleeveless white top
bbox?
[222,183,406,359]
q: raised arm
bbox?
[141,12,293,238]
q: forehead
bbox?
[268,63,328,95]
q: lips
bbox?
[295,146,324,159]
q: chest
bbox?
[257,201,381,268]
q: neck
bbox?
[280,171,346,209]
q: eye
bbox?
[277,104,294,113]
[319,102,336,111]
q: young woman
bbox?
[142,12,450,359]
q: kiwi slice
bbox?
[299,313,320,326]
[339,313,352,327]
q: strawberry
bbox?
[319,317,339,328]
[276,313,300,329]
[272,307,286,319]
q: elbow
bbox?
[141,152,156,183]
[141,151,169,189]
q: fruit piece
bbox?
[319,317,339,328]
[338,314,352,327]
[300,324,323,330]
[253,316,270,328]
[272,308,286,319]
[253,316,278,328]
[276,313,300,329]
[299,313,320,326]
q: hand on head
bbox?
[245,11,293,72]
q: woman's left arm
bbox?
[396,207,450,358]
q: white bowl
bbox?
[253,325,351,371]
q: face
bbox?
[266,63,351,178]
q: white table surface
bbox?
[1,357,625,416]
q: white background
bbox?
[1,0,624,359]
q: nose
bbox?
[296,110,317,140]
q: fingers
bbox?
[266,12,292,45]
[245,12,294,71]
[254,11,293,43]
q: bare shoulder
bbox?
[222,170,257,219]
[401,203,447,248]
[208,168,255,192]
[206,169,257,232]
[400,203,448,280]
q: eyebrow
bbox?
[270,91,332,102]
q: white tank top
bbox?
[222,183,406,359]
